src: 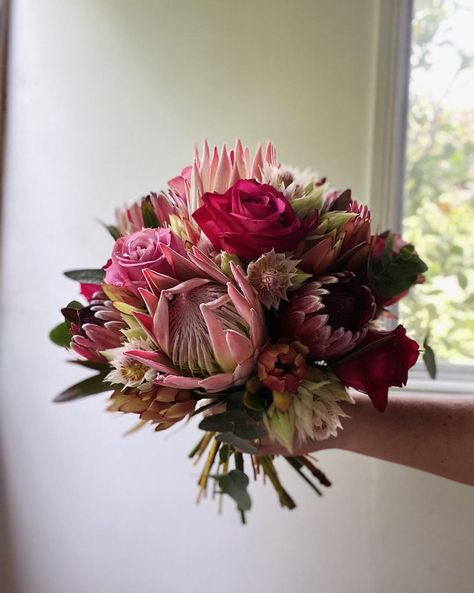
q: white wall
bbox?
[1,1,473,593]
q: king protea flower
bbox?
[280,272,376,359]
[70,290,126,363]
[126,245,266,392]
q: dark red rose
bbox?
[332,325,419,412]
[193,179,318,260]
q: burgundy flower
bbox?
[332,325,420,412]
[70,291,126,363]
[280,272,376,359]
[192,179,318,260]
[105,228,185,294]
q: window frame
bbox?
[369,0,473,394]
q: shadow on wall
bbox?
[0,436,19,593]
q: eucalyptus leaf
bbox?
[215,433,258,455]
[198,410,248,432]
[64,269,106,284]
[216,469,251,512]
[219,444,232,464]
[422,335,437,379]
[233,423,267,440]
[54,371,111,402]
[49,322,71,347]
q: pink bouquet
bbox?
[51,141,427,519]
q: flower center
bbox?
[122,358,149,382]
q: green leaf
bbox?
[64,269,106,284]
[68,359,109,371]
[233,423,267,440]
[54,370,112,402]
[457,272,468,290]
[215,469,251,512]
[103,222,121,240]
[141,199,159,228]
[368,241,428,298]
[243,389,267,411]
[49,322,71,347]
[215,432,258,454]
[198,410,247,432]
[61,300,84,323]
[219,444,232,464]
[422,335,437,379]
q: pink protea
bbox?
[126,245,266,392]
[300,192,372,276]
[280,272,376,360]
[70,290,126,363]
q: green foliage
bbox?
[49,322,71,347]
[64,269,106,283]
[215,469,251,512]
[368,233,428,298]
[49,301,84,348]
[401,0,474,364]
[54,369,112,402]
[141,199,160,228]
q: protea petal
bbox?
[225,330,254,365]
[200,299,235,373]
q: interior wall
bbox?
[1,1,473,593]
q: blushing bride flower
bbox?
[247,250,310,309]
[126,245,266,392]
[104,340,157,390]
[264,366,354,452]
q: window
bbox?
[372,0,474,391]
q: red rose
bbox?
[332,325,419,412]
[193,179,318,260]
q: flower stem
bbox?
[284,457,323,496]
[197,438,220,503]
[260,456,296,510]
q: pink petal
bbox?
[189,248,229,285]
[200,302,235,372]
[132,311,155,341]
[225,330,253,365]
[160,244,201,281]
[214,144,231,193]
[126,349,177,374]
[199,373,234,392]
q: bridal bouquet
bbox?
[51,140,427,520]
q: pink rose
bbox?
[193,179,318,260]
[105,228,184,293]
